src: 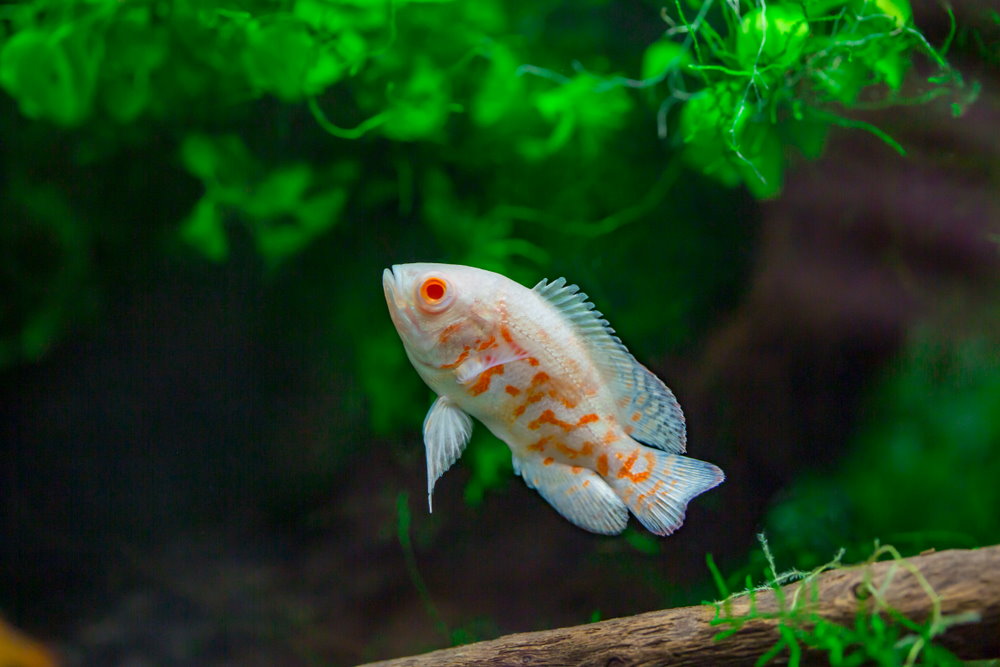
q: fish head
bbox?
[382,263,501,372]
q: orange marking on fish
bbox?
[440,346,471,369]
[513,388,545,418]
[554,392,578,409]
[602,429,620,445]
[577,413,599,425]
[505,384,521,396]
[527,357,540,366]
[631,411,642,422]
[438,322,463,344]
[476,334,496,351]
[531,372,550,386]
[528,409,576,431]
[500,323,514,344]
[571,466,582,474]
[555,440,594,459]
[543,457,554,466]
[527,436,551,452]
[582,479,591,488]
[636,480,663,507]
[624,425,635,435]
[617,450,654,483]
[596,453,609,476]
[469,364,504,396]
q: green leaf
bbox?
[245,164,313,219]
[243,20,316,102]
[737,4,810,71]
[678,82,747,186]
[735,123,785,199]
[521,73,632,159]
[381,58,453,141]
[303,42,346,96]
[180,134,256,187]
[641,39,691,80]
[0,29,96,126]
[853,0,913,26]
[783,110,831,160]
[181,198,229,262]
[471,43,524,127]
[253,187,348,266]
[872,49,910,91]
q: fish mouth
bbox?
[383,265,418,335]
[382,265,409,310]
[382,266,399,305]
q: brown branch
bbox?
[360,544,1000,666]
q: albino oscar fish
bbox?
[382,263,724,536]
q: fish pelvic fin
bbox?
[515,455,629,535]
[607,447,724,536]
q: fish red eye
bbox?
[423,279,445,301]
[420,277,447,304]
[416,275,454,314]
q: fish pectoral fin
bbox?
[423,395,473,513]
[454,344,528,385]
[516,456,628,535]
[455,349,528,384]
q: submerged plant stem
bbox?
[396,492,450,643]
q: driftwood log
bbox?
[361,544,1000,666]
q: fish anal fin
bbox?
[516,456,628,535]
[423,395,473,512]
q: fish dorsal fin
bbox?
[532,277,687,453]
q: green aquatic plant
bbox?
[178,134,356,267]
[395,492,497,649]
[640,0,972,197]
[708,535,981,666]
[0,0,970,371]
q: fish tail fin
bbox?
[609,448,724,536]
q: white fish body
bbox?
[383,262,724,536]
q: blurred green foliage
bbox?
[0,0,975,509]
[179,133,355,265]
[760,332,1000,570]
[0,0,965,342]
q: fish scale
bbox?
[383,262,724,536]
